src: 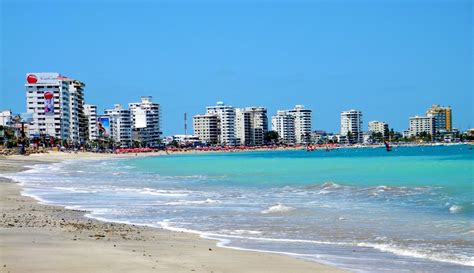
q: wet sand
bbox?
[0,153,349,273]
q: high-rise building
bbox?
[192,113,219,145]
[25,73,71,142]
[84,104,98,141]
[288,105,312,144]
[59,76,87,145]
[426,104,452,132]
[368,121,389,136]
[271,110,296,144]
[235,107,268,146]
[129,96,162,147]
[104,104,132,147]
[25,73,88,145]
[340,109,363,143]
[206,102,237,145]
[409,116,434,137]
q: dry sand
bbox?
[0,152,350,273]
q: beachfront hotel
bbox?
[426,104,452,132]
[129,96,162,147]
[84,104,98,141]
[235,107,268,146]
[104,104,132,147]
[368,121,389,136]
[340,109,363,143]
[26,73,72,142]
[409,115,435,136]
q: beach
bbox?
[0,153,348,273]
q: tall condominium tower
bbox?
[206,102,237,145]
[25,73,71,142]
[104,104,132,148]
[271,110,296,144]
[288,105,312,144]
[193,113,219,145]
[426,104,452,132]
[340,109,363,143]
[235,107,268,146]
[129,96,162,147]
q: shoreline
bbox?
[0,153,349,273]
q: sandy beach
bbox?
[0,152,349,273]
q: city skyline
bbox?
[1,0,472,134]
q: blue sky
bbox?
[1,0,472,134]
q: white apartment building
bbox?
[368,121,389,136]
[409,116,434,137]
[235,107,268,146]
[193,114,219,145]
[271,110,296,144]
[84,104,98,141]
[61,76,87,145]
[288,105,312,144]
[340,109,363,143]
[129,96,162,147]
[25,73,71,142]
[0,110,12,127]
[206,102,237,145]
[105,104,132,147]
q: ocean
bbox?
[5,145,473,272]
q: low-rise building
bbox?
[0,110,13,127]
[409,116,434,137]
[368,121,389,137]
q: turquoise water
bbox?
[6,145,474,272]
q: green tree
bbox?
[264,131,279,144]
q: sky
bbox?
[1,0,472,135]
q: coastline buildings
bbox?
[193,102,268,146]
[271,105,312,144]
[84,104,98,141]
[25,73,72,142]
[340,109,363,143]
[426,104,452,133]
[104,104,132,147]
[129,96,162,147]
[235,107,268,146]
[368,121,389,137]
[271,110,295,144]
[409,116,434,136]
